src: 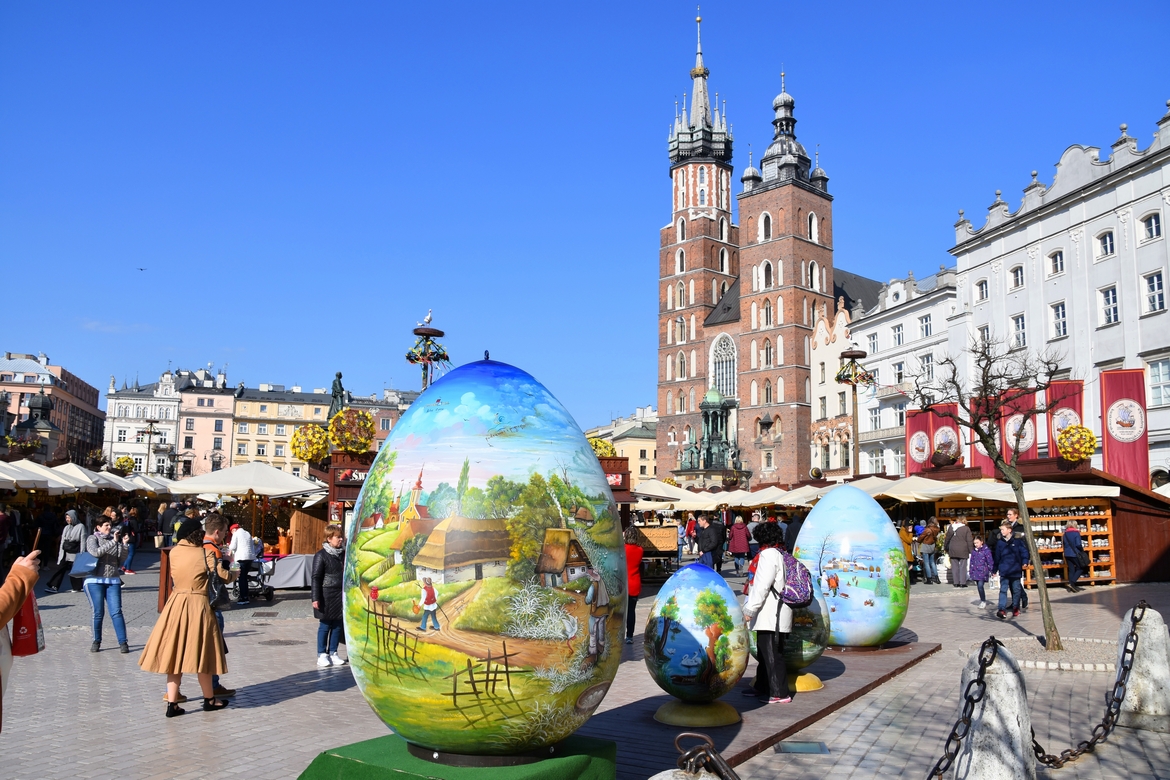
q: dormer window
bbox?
[1097,231,1115,259]
[1010,266,1025,289]
[976,280,989,301]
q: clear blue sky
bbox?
[2,2,1167,428]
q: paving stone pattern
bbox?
[5,551,1170,779]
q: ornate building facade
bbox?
[656,19,864,489]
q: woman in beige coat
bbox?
[741,522,793,704]
[139,519,231,717]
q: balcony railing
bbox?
[876,382,915,399]
[859,426,905,443]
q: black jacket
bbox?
[311,546,345,622]
[698,523,724,553]
[784,517,803,552]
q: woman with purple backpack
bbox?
[740,522,792,704]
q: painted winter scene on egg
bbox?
[343,360,626,755]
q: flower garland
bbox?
[1056,424,1096,462]
[291,423,330,464]
[328,408,376,454]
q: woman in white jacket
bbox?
[740,522,793,704]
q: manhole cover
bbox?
[775,742,829,754]
[252,611,278,617]
[259,639,307,646]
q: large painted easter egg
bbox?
[793,484,909,647]
[643,563,748,702]
[748,581,830,670]
[344,360,626,755]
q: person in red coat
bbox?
[623,526,643,645]
[728,515,752,576]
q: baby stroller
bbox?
[231,543,275,603]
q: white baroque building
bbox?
[103,371,181,475]
[947,101,1170,485]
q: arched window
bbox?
[666,358,673,381]
[719,218,728,241]
[699,189,706,206]
[690,348,696,374]
[118,405,127,417]
[750,381,759,406]
[803,297,809,324]
[752,265,759,291]
[677,218,686,242]
[763,262,773,288]
[684,425,692,443]
[763,300,773,326]
[764,380,773,404]
[777,377,785,402]
[676,393,684,414]
[668,426,677,444]
[719,248,728,274]
[677,351,686,379]
[688,280,695,304]
[675,317,685,344]
[676,249,685,274]
[804,335,811,364]
[750,339,758,369]
[775,416,783,437]
[777,297,784,324]
[764,451,774,469]
[712,279,719,303]
[689,387,695,411]
[712,335,737,399]
[762,213,772,241]
[763,339,774,367]
[809,261,819,291]
[751,301,758,329]
[676,282,685,309]
[720,281,728,297]
[667,391,673,411]
[777,336,784,365]
[699,167,707,185]
[808,212,818,243]
[666,283,674,310]
[805,377,811,402]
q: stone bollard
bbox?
[1116,604,1170,733]
[952,643,1036,780]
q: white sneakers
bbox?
[978,601,987,609]
[317,652,348,667]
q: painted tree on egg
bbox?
[693,589,734,685]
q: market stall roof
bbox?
[167,461,325,498]
[0,461,49,490]
[0,460,79,494]
[301,491,329,508]
[630,479,693,501]
[9,459,98,493]
[771,484,819,507]
[873,475,975,502]
[1154,483,1170,499]
[817,476,898,498]
[874,476,1121,503]
[53,463,136,492]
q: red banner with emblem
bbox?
[1000,390,1038,462]
[904,404,960,475]
[1046,380,1084,457]
[1100,369,1149,487]
[968,396,998,477]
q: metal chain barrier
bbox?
[673,732,741,779]
[927,637,1003,778]
[1031,599,1148,769]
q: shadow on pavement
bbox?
[232,667,356,708]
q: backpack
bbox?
[772,549,813,607]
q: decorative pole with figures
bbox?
[836,347,872,478]
[405,309,451,391]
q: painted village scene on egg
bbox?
[342,360,627,754]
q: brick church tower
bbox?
[657,18,835,489]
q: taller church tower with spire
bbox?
[657,18,836,490]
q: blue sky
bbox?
[2,2,1167,428]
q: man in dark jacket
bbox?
[1006,508,1030,610]
[784,513,804,553]
[709,516,727,574]
[696,515,720,570]
[991,521,1027,619]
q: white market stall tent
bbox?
[167,461,325,498]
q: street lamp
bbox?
[836,347,871,479]
[141,419,161,476]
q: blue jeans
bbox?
[123,543,136,571]
[697,551,713,569]
[419,609,440,630]
[677,542,685,565]
[318,619,343,654]
[975,580,987,602]
[84,581,128,645]
[921,551,938,582]
[998,577,1023,612]
[212,610,224,689]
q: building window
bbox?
[1145,271,1165,313]
[764,380,773,404]
[764,451,774,470]
[275,424,286,435]
[214,419,224,432]
[1051,301,1067,338]
[639,465,648,475]
[867,333,878,353]
[237,422,248,434]
[259,404,268,414]
[291,466,301,477]
[1100,287,1119,325]
[676,250,685,275]
[1143,213,1162,241]
[763,262,773,288]
[237,443,248,456]
[869,407,881,430]
[894,448,905,475]
[819,362,826,383]
[892,324,903,346]
[185,418,195,431]
[1050,251,1064,275]
[133,456,143,473]
[920,353,934,381]
[256,443,267,456]
[677,351,686,379]
[1151,359,1170,406]
[893,362,905,383]
[213,437,222,450]
[719,248,728,274]
[976,280,989,301]
[258,423,268,435]
[808,212,818,242]
[205,399,213,408]
[314,408,321,417]
[1097,231,1115,259]
[763,339,774,368]
[1010,266,1025,289]
[978,325,990,343]
[380,418,391,431]
[895,403,906,427]
[712,336,736,399]
[184,436,193,449]
[838,391,847,415]
[196,398,204,407]
[274,444,284,457]
[818,396,827,419]
[677,218,686,242]
[1012,314,1027,347]
[869,450,885,475]
[919,314,932,339]
[117,429,127,442]
[762,213,772,241]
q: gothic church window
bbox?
[699,189,706,206]
[764,380,773,404]
[761,213,772,241]
[809,261,820,291]
[750,380,758,405]
[763,300,773,326]
[808,212,819,243]
[763,262,773,288]
[699,167,706,185]
[720,218,728,241]
[675,317,685,343]
[667,283,674,309]
[677,351,687,380]
[719,248,728,274]
[763,339,774,367]
[689,387,696,411]
[750,340,758,369]
[677,218,686,242]
[676,250,685,274]
[676,282,685,309]
[721,281,728,297]
[712,336,736,399]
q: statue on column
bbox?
[328,372,346,420]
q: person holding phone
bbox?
[84,512,130,653]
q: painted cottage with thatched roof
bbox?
[411,515,509,584]
[535,528,592,587]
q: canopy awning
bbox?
[167,461,325,498]
[630,479,693,501]
[0,460,79,494]
[53,463,137,492]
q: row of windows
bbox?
[750,260,824,292]
[752,212,822,244]
[237,422,291,435]
[674,166,732,212]
[236,442,287,457]
[114,405,173,419]
[180,435,225,451]
[184,418,227,432]
[676,216,731,244]
[115,429,169,444]
[865,315,932,353]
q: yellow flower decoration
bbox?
[291,423,330,463]
[328,408,376,454]
[1056,424,1096,462]
[113,455,136,474]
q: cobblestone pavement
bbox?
[5,551,1169,779]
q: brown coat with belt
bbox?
[138,540,229,675]
[1,564,38,732]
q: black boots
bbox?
[165,701,185,718]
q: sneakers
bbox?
[212,685,236,697]
[996,610,1007,620]
[44,586,59,593]
[978,601,987,609]
[329,653,347,666]
[317,653,332,667]
[765,696,792,704]
[90,641,101,652]
[1012,609,1020,618]
[625,638,633,645]
[119,642,130,654]
[122,569,136,575]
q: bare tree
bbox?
[909,335,1069,651]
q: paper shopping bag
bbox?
[11,591,45,657]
